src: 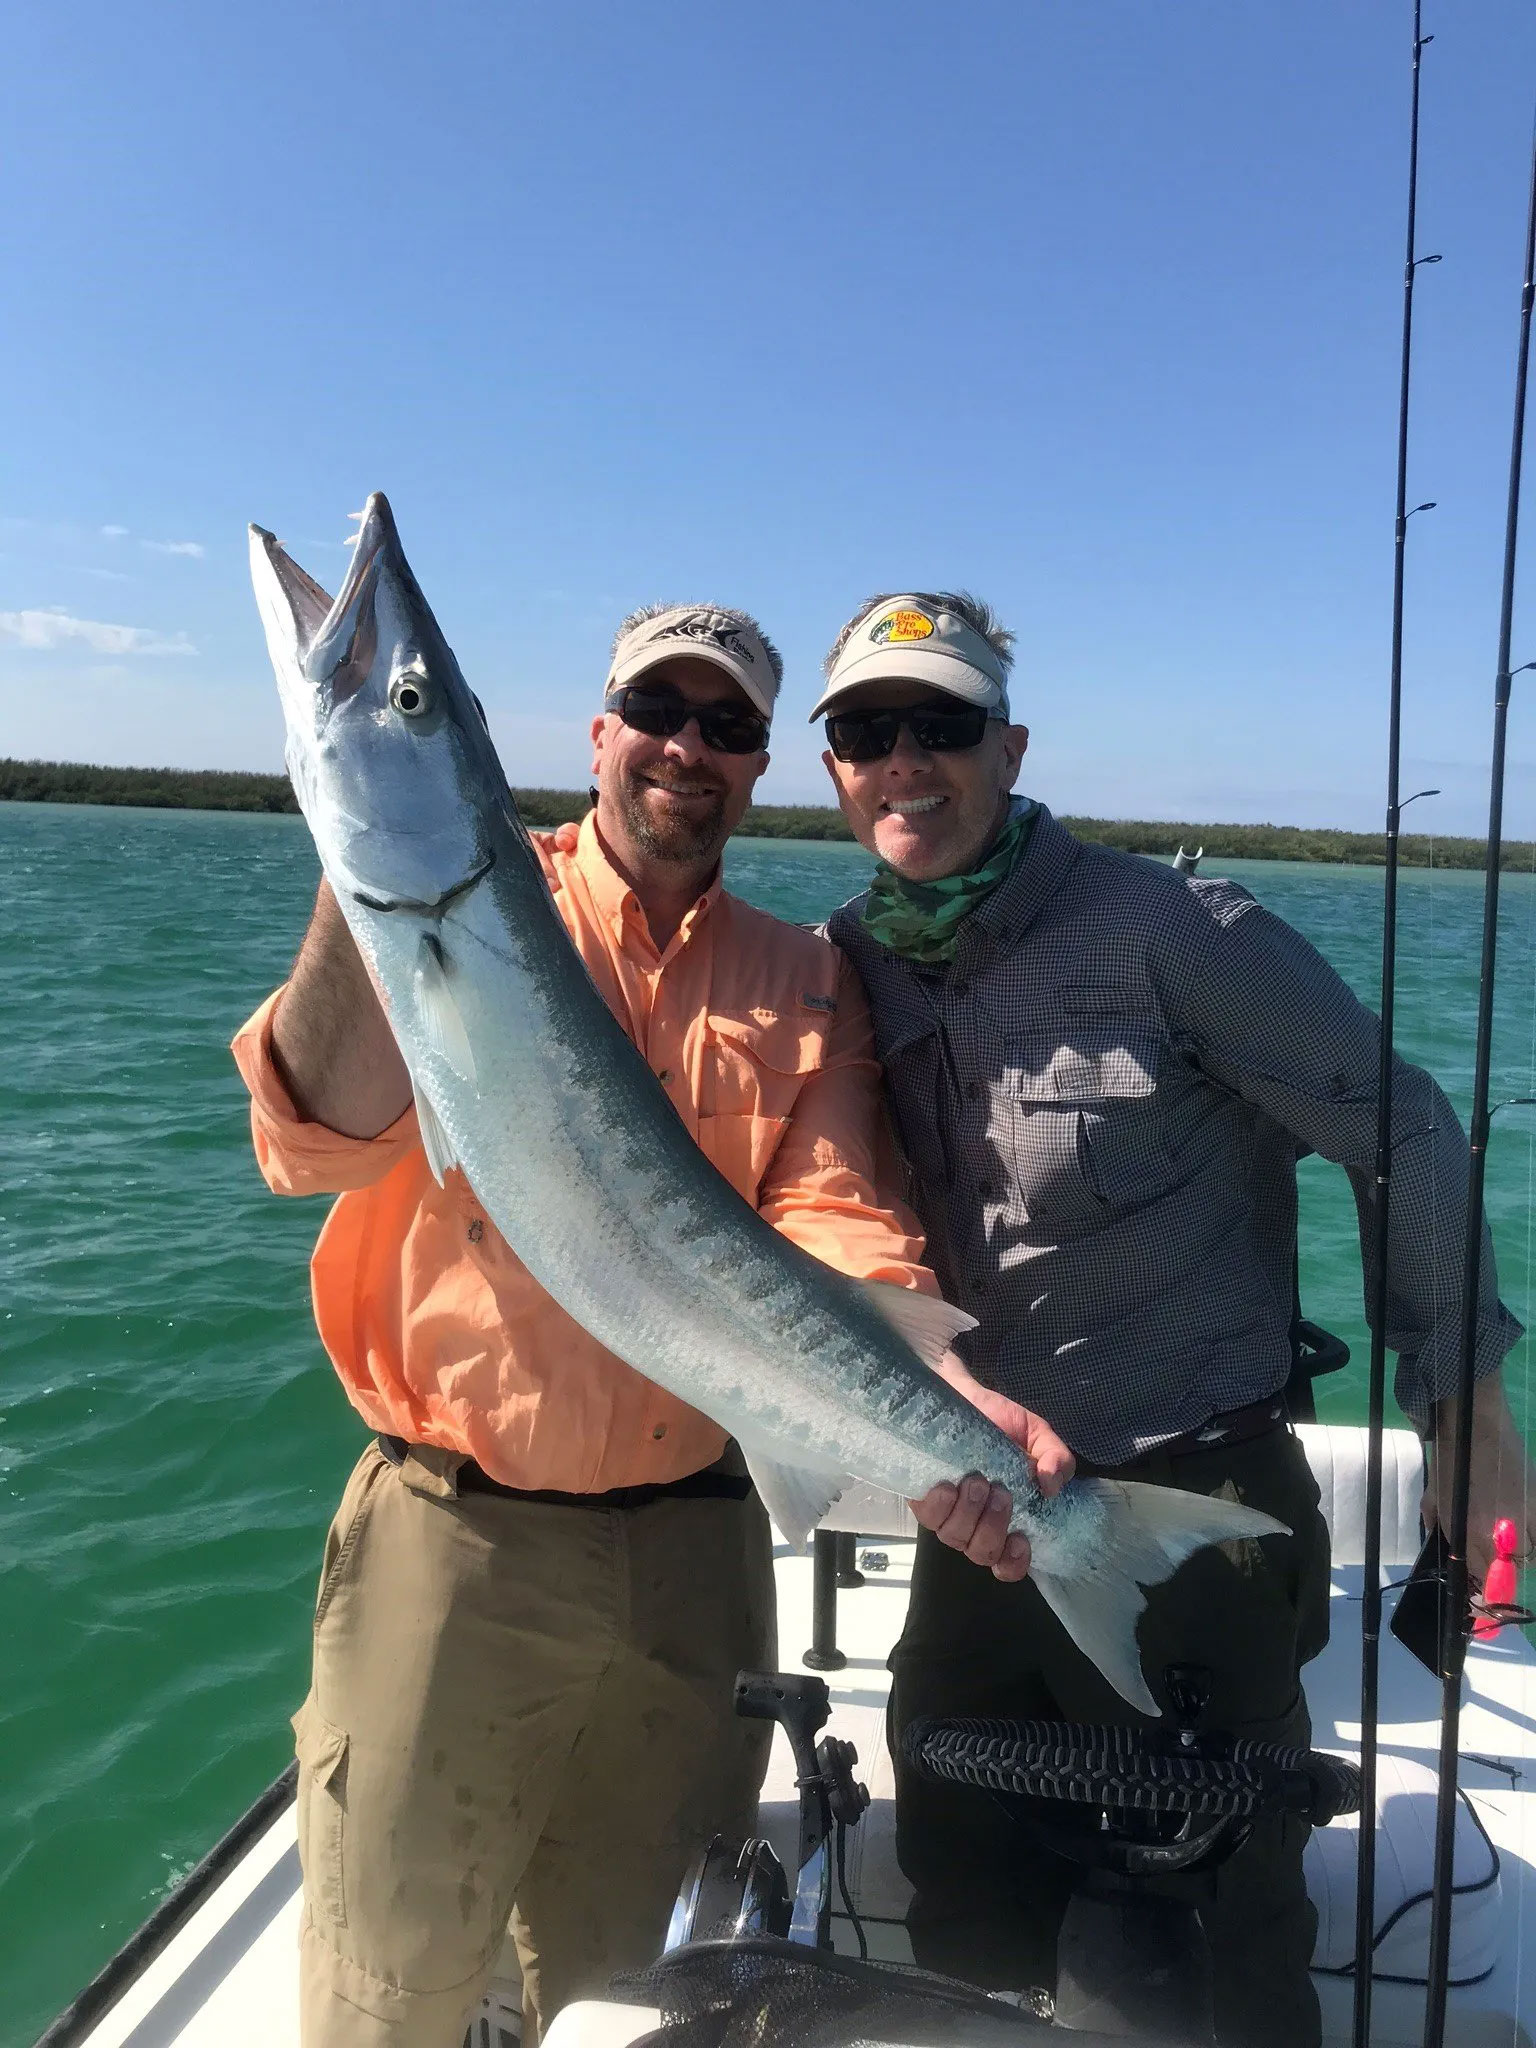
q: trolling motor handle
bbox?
[735,1670,836,1893]
[733,1671,873,1948]
[734,1670,830,1783]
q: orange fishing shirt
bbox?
[232,811,937,1492]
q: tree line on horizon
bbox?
[2,756,1530,871]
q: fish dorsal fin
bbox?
[414,935,476,1083]
[414,1085,459,1186]
[856,1280,977,1370]
[740,1447,849,1552]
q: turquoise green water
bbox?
[5,803,1536,2044]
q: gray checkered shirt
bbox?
[829,807,1520,1465]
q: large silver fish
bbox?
[250,493,1285,1716]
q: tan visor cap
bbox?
[607,606,778,720]
[809,598,1010,721]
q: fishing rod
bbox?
[1353,12,1439,2048]
[1421,92,1536,2048]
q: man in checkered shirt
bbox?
[813,590,1536,2048]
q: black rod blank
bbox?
[1354,13,1433,2048]
[1420,96,1536,2048]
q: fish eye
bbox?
[389,673,432,718]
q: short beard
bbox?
[613,763,729,864]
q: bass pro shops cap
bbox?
[808,597,1010,720]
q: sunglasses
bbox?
[605,684,768,757]
[824,700,994,763]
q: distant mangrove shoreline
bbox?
[2,757,1530,870]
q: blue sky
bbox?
[5,0,1536,833]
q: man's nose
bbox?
[662,719,711,767]
[885,724,933,770]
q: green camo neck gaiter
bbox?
[861,800,1037,966]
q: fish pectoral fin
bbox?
[414,1086,459,1186]
[741,1449,850,1553]
[855,1280,978,1370]
[414,936,477,1084]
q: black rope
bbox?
[1316,1788,1501,1988]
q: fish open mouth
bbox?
[352,848,496,916]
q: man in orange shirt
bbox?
[234,601,1070,2048]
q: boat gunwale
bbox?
[32,1762,298,2048]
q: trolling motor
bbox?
[665,1670,869,1952]
[646,1671,1084,2044]
[643,1665,1359,2045]
[903,1664,1362,2043]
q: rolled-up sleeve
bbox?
[231,988,420,1197]
[760,962,939,1296]
[1178,896,1521,1422]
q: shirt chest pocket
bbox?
[999,1021,1170,1221]
[697,1011,826,1201]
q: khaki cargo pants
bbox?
[292,1443,775,2047]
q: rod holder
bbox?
[803,1529,846,1672]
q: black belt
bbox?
[1146,1396,1289,1463]
[375,1434,753,1509]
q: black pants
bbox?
[889,1425,1332,2048]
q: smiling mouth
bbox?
[883,796,947,817]
[352,849,496,915]
[642,778,723,802]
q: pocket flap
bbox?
[707,1011,827,1077]
[291,1694,349,1790]
[1004,1023,1162,1103]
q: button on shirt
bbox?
[233,812,935,1493]
[830,807,1520,1466]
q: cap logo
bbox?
[648,609,758,665]
[870,607,934,647]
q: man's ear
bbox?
[1002,724,1029,787]
[590,713,607,777]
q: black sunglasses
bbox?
[605,684,768,757]
[824,700,993,763]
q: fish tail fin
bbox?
[1029,1479,1291,1718]
[1030,1566,1159,1717]
[1106,1476,1290,1569]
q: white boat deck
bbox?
[48,1431,1536,2048]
